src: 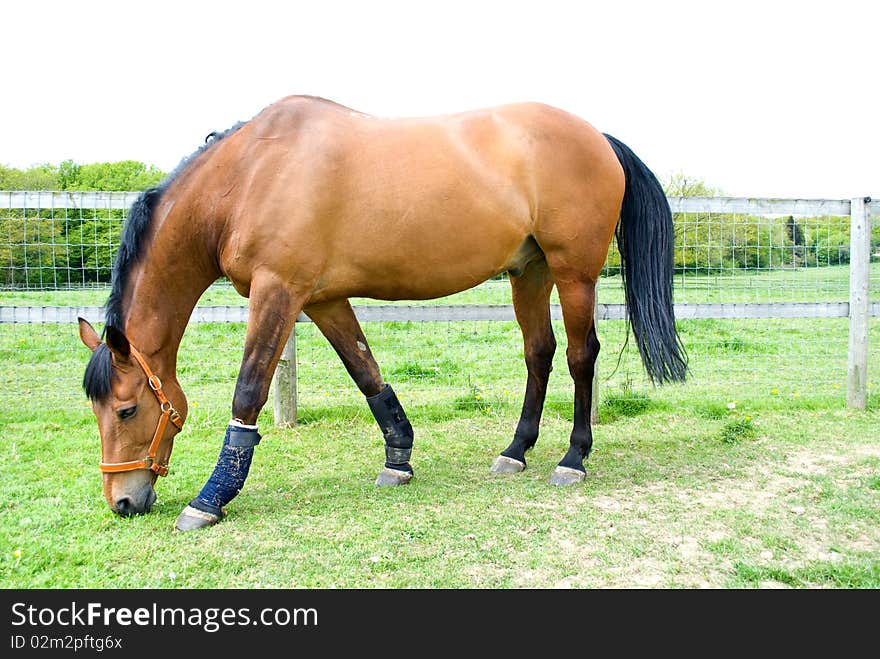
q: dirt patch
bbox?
[529,442,879,587]
[589,494,630,514]
[470,440,877,588]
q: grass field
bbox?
[1,265,878,588]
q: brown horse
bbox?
[78,95,686,531]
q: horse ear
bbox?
[104,325,131,359]
[78,317,102,352]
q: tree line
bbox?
[0,160,166,191]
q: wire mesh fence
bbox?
[0,192,137,290]
[1,193,877,420]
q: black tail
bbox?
[604,133,687,384]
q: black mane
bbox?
[104,121,246,331]
[84,121,246,400]
[83,343,113,402]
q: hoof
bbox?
[174,505,223,531]
[375,467,413,486]
[490,455,526,474]
[549,465,586,486]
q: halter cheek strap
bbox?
[98,345,183,477]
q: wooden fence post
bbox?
[847,196,871,410]
[273,327,297,426]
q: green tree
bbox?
[69,160,165,191]
[57,160,81,190]
[0,161,166,191]
[0,163,59,190]
[663,171,723,197]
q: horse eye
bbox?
[117,406,138,420]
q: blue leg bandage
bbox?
[188,422,261,517]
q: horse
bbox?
[78,95,686,531]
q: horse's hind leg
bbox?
[175,274,306,531]
[306,299,414,486]
[548,276,600,485]
[491,258,555,474]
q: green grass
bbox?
[599,380,658,421]
[388,358,460,380]
[1,262,878,588]
[1,313,878,588]
[694,402,730,420]
[1,402,877,588]
[720,418,756,443]
[734,560,880,588]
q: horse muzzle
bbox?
[112,486,157,516]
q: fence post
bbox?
[847,196,870,410]
[273,327,297,426]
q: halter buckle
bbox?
[143,457,169,476]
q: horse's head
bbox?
[78,318,186,516]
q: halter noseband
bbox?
[98,345,183,477]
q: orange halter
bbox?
[98,345,183,477]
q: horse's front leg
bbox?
[307,298,414,486]
[175,275,305,531]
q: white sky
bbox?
[2,0,877,198]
